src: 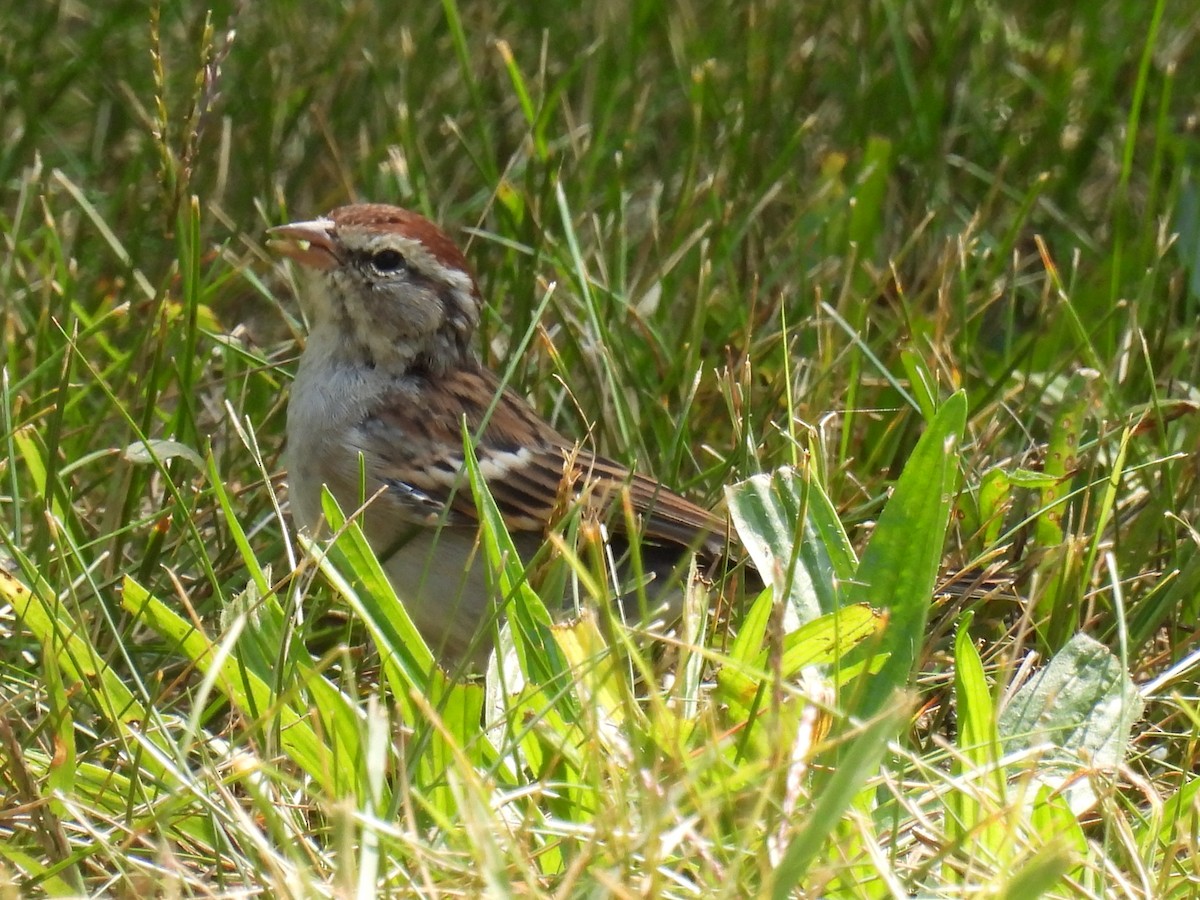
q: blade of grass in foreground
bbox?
[847,390,966,720]
[121,575,366,801]
[770,699,910,898]
[316,490,486,820]
[949,610,1008,881]
[461,421,566,691]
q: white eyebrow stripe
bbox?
[354,233,476,293]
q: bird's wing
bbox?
[356,364,727,558]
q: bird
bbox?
[270,203,741,670]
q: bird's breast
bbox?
[286,336,391,531]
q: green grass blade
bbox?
[770,699,910,898]
[849,391,966,719]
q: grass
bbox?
[2,0,1199,895]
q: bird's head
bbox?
[270,203,482,374]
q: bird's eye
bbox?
[371,249,406,272]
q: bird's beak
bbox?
[267,217,339,271]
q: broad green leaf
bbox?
[727,465,856,625]
[42,628,76,816]
[3,566,149,740]
[999,632,1143,814]
[999,632,1142,764]
[718,604,883,710]
[849,390,966,718]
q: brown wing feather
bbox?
[357,364,727,558]
[567,451,727,556]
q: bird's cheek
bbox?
[396,293,442,337]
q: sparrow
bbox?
[270,203,738,670]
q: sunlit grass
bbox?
[2,0,1199,895]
